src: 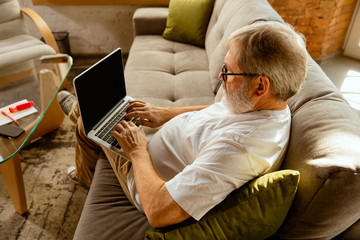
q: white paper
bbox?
[0,99,38,126]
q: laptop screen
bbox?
[74,48,126,133]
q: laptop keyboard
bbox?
[95,102,137,150]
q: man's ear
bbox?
[253,76,271,97]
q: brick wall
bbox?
[268,0,357,59]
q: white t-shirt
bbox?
[127,99,291,220]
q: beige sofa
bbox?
[74,0,360,239]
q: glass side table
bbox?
[0,54,72,214]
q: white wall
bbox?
[343,0,360,60]
[19,0,141,55]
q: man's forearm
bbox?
[164,105,209,120]
[129,148,190,228]
[126,101,209,128]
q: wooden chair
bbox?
[0,0,61,85]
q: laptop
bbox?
[73,48,136,154]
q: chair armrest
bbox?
[133,7,169,36]
[21,8,60,53]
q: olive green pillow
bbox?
[146,170,300,240]
[162,0,215,48]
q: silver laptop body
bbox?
[73,48,134,154]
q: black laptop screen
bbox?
[74,48,126,133]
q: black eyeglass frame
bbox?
[221,64,260,82]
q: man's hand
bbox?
[111,119,191,227]
[125,100,172,128]
[126,100,210,128]
[112,120,148,157]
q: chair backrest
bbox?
[0,0,28,40]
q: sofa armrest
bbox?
[133,7,168,36]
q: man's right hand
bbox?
[125,100,173,128]
[126,100,210,128]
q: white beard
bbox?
[223,82,255,114]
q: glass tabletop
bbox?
[0,54,73,163]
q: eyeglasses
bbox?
[221,64,260,82]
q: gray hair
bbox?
[227,21,308,101]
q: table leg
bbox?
[28,68,65,142]
[0,154,28,214]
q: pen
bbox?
[1,110,19,124]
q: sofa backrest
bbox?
[0,0,28,40]
[279,56,360,238]
[205,0,360,238]
[205,0,283,98]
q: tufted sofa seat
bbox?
[125,34,214,107]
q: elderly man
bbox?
[58,21,307,228]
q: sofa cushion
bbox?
[0,35,55,69]
[206,0,283,95]
[0,34,56,80]
[133,8,169,36]
[163,0,215,48]
[146,170,300,240]
[73,157,152,240]
[0,0,28,40]
[275,58,360,238]
[125,35,215,107]
[336,220,360,239]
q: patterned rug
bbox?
[0,67,89,240]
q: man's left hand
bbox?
[112,120,148,157]
[112,120,190,227]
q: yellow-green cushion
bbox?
[162,0,215,48]
[146,170,300,240]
